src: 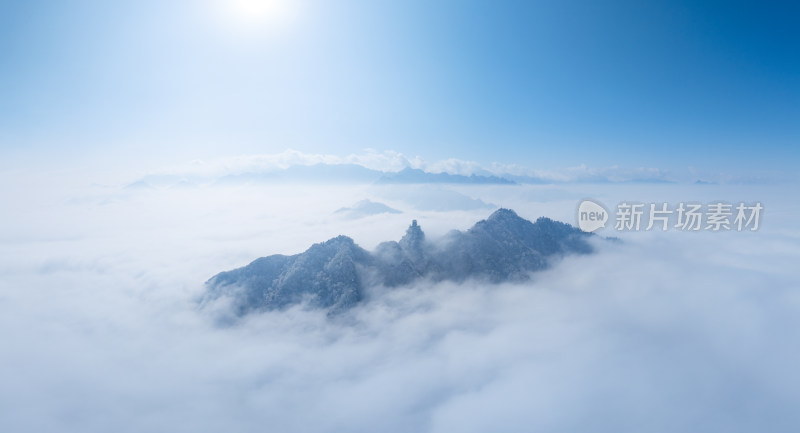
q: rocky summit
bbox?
[204,209,597,315]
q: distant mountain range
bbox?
[132,164,525,189]
[128,160,688,189]
[376,167,516,185]
[204,209,599,315]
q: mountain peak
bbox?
[399,219,425,251]
[204,209,599,316]
[479,208,530,230]
[488,208,521,221]
[322,235,356,248]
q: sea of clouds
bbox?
[1,170,799,432]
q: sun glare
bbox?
[217,0,299,35]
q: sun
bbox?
[217,0,299,34]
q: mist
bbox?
[1,175,799,432]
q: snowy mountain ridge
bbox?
[204,209,597,315]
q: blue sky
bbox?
[1,0,797,175]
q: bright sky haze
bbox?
[1,0,798,175]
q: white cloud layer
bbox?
[142,149,689,184]
[1,175,799,432]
